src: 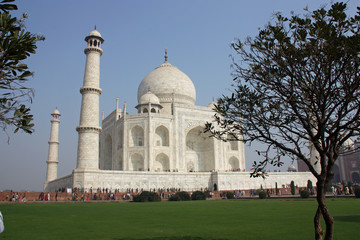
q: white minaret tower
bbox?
[76,28,104,170]
[44,108,61,190]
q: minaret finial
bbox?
[164,48,168,62]
[94,25,97,30]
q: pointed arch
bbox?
[131,125,144,146]
[104,134,112,170]
[352,172,360,184]
[185,126,214,172]
[229,156,239,171]
[230,141,238,151]
[155,125,169,146]
[130,153,144,171]
[332,164,340,183]
[117,129,123,150]
[154,153,170,171]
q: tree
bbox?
[290,180,295,195]
[307,180,313,190]
[0,0,44,139]
[205,3,360,240]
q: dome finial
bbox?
[94,25,97,30]
[164,48,168,62]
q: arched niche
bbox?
[229,156,239,171]
[154,153,170,172]
[130,125,144,146]
[332,164,340,183]
[352,172,360,184]
[117,129,123,150]
[230,141,238,151]
[155,125,169,146]
[185,126,215,172]
[130,153,144,171]
[104,134,112,170]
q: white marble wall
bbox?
[47,170,316,192]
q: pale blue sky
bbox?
[1,0,358,191]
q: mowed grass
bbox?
[0,198,359,240]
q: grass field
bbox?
[0,198,359,240]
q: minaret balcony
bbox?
[80,87,102,95]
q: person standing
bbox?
[0,211,4,234]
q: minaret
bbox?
[44,109,61,189]
[309,143,321,174]
[76,28,104,170]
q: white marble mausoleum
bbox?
[44,29,315,192]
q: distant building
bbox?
[297,139,360,184]
[334,139,360,184]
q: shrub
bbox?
[300,189,310,199]
[226,192,235,199]
[354,186,360,198]
[191,191,207,200]
[258,191,267,199]
[133,191,161,202]
[169,191,190,201]
[168,194,181,201]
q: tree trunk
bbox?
[314,206,323,240]
[315,181,334,240]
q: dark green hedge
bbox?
[226,192,235,199]
[191,191,207,200]
[133,191,161,202]
[258,191,267,199]
[169,191,191,201]
[355,186,360,198]
[300,189,310,198]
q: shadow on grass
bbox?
[334,215,360,223]
[113,237,229,240]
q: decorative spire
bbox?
[94,25,97,30]
[164,48,168,62]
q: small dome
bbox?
[342,138,354,150]
[288,164,296,172]
[85,28,104,44]
[138,61,196,106]
[89,29,102,38]
[207,101,217,108]
[139,90,160,105]
[52,109,60,115]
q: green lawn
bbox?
[0,198,359,240]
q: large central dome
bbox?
[137,60,196,106]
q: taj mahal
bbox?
[44,29,315,192]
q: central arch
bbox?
[185,126,215,172]
[229,156,239,171]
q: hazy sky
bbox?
[1,0,358,191]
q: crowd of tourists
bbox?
[7,191,26,202]
[331,185,354,195]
